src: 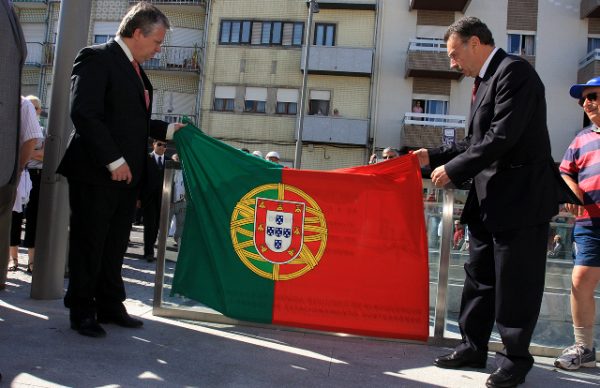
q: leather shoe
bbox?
[144,254,156,262]
[97,311,143,328]
[486,368,525,388]
[434,349,486,369]
[71,317,107,338]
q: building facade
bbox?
[14,0,597,167]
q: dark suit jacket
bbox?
[57,40,168,188]
[429,49,575,232]
[140,152,170,207]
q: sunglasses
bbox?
[579,92,598,107]
[155,142,166,147]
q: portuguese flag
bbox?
[171,124,429,341]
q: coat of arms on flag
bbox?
[254,198,305,264]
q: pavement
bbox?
[2,227,600,387]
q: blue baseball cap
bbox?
[570,76,600,99]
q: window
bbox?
[244,87,267,113]
[588,37,600,53]
[93,34,114,44]
[507,33,535,56]
[220,20,304,47]
[276,88,298,115]
[314,23,335,46]
[308,90,330,116]
[214,86,235,112]
[424,100,448,115]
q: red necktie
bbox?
[472,76,482,105]
[132,60,150,109]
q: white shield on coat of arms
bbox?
[254,198,305,264]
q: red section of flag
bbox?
[272,154,429,340]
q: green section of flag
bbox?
[171,124,282,322]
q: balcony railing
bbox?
[151,113,192,124]
[409,0,471,13]
[405,39,463,80]
[296,115,369,146]
[301,45,373,76]
[24,42,54,67]
[402,113,466,148]
[315,0,376,10]
[142,45,202,73]
[128,0,205,4]
[577,49,600,83]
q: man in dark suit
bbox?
[414,17,576,387]
[58,2,183,338]
[141,139,170,262]
[0,0,27,291]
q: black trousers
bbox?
[142,193,161,257]
[64,180,137,318]
[456,217,548,374]
[23,168,41,247]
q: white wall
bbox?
[537,0,586,160]
[372,0,416,149]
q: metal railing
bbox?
[151,113,190,124]
[153,169,584,356]
[142,45,202,72]
[404,112,466,128]
[579,48,600,69]
[128,0,206,5]
[407,38,447,53]
[24,42,55,67]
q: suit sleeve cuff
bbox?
[107,157,125,172]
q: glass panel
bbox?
[256,101,266,113]
[288,102,297,115]
[424,184,444,336]
[276,102,286,114]
[293,23,304,46]
[523,35,535,55]
[325,25,335,46]
[225,99,234,111]
[241,21,251,43]
[588,37,600,52]
[213,98,223,111]
[262,22,272,44]
[314,24,324,45]
[272,22,282,45]
[507,34,520,54]
[230,21,241,43]
[220,21,231,43]
[282,23,293,46]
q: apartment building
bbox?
[14,0,206,130]
[14,0,599,167]
[375,0,590,161]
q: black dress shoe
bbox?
[144,254,156,262]
[486,368,525,388]
[97,311,143,328]
[434,349,487,369]
[70,317,107,338]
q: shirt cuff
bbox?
[166,123,175,140]
[107,157,126,172]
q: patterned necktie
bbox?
[131,60,150,109]
[472,76,482,105]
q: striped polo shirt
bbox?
[560,125,600,226]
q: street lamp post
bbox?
[294,0,319,169]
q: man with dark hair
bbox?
[58,1,183,337]
[414,16,576,387]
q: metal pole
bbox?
[433,189,454,339]
[31,0,93,299]
[293,0,318,169]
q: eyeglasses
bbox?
[156,142,166,147]
[579,92,598,107]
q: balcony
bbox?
[142,45,202,74]
[13,0,48,8]
[405,39,462,80]
[409,0,471,13]
[128,0,205,5]
[401,112,466,148]
[301,45,373,76]
[577,49,600,83]
[313,0,376,10]
[581,0,600,18]
[24,42,54,67]
[296,115,369,146]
